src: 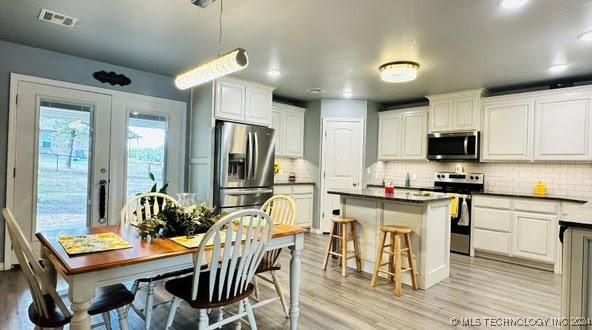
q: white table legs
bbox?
[69,281,96,330]
[288,233,304,330]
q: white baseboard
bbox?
[310,228,324,235]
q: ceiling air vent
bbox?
[38,9,78,28]
[306,88,326,94]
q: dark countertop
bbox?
[274,181,315,186]
[367,184,439,191]
[473,191,587,204]
[560,202,592,229]
[328,189,452,204]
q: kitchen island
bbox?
[328,189,452,289]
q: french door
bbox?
[5,75,186,265]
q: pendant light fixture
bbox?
[174,0,248,90]
[379,61,420,83]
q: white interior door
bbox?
[5,76,186,266]
[320,118,364,232]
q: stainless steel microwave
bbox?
[427,131,479,160]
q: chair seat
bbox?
[165,273,255,309]
[28,284,134,328]
[256,254,282,273]
[136,267,194,282]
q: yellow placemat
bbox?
[58,233,132,255]
[169,232,242,249]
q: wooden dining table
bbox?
[36,224,306,330]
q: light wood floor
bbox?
[0,233,562,329]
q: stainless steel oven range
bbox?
[433,172,484,255]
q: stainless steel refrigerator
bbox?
[214,121,275,212]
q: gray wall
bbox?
[0,40,189,263]
[304,100,322,229]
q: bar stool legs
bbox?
[370,226,417,297]
[322,217,361,277]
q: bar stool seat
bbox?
[370,225,418,296]
[322,216,362,277]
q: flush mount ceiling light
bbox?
[267,69,282,77]
[342,91,353,98]
[175,48,248,89]
[547,64,568,73]
[577,30,592,41]
[175,0,248,90]
[498,0,529,9]
[379,61,419,83]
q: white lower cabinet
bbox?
[273,184,314,227]
[512,211,556,263]
[472,199,512,255]
[472,195,562,270]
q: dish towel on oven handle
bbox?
[457,198,470,226]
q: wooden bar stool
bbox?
[322,216,362,277]
[370,225,418,296]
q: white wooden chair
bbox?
[2,208,134,330]
[120,192,185,330]
[164,209,274,329]
[255,194,296,317]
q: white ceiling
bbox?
[1,0,592,103]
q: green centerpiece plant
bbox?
[133,172,224,239]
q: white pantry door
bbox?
[320,118,364,232]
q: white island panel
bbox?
[332,189,451,290]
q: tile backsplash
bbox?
[368,161,592,199]
[273,158,314,182]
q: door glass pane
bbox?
[37,101,92,232]
[126,112,168,200]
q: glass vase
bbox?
[176,193,196,207]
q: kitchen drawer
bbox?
[274,184,313,195]
[472,195,512,209]
[291,184,314,194]
[473,207,512,232]
[513,199,558,214]
[473,229,510,255]
[273,186,291,195]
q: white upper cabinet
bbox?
[215,78,244,122]
[378,107,427,160]
[214,76,274,126]
[430,100,452,132]
[534,93,592,161]
[272,102,306,158]
[401,110,428,159]
[245,84,273,126]
[377,112,402,159]
[481,98,534,161]
[427,89,484,132]
[480,85,592,162]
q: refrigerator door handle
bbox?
[247,131,253,180]
[253,132,259,179]
[225,188,274,196]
